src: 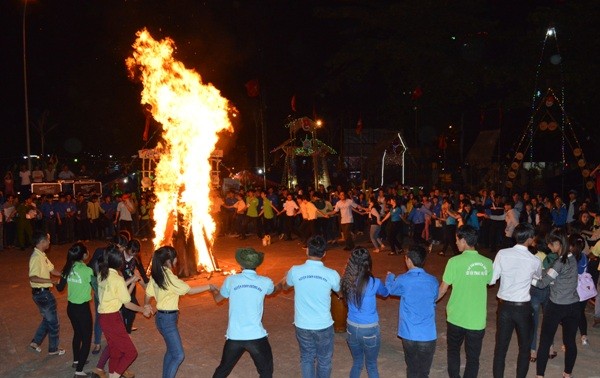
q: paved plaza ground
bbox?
[1,233,599,377]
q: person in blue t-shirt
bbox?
[280,235,341,378]
[210,247,279,377]
[341,247,389,378]
[386,244,439,377]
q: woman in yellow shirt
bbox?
[95,244,150,378]
[144,246,212,378]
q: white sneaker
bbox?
[49,348,66,356]
[582,336,589,346]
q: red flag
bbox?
[411,86,423,100]
[291,95,297,112]
[356,116,363,135]
[245,79,260,97]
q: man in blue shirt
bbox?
[211,247,278,378]
[280,235,341,378]
[386,245,439,377]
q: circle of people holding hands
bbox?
[26,183,600,378]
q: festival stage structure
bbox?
[271,116,336,189]
[126,29,233,276]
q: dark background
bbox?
[1,0,599,178]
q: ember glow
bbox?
[126,29,233,272]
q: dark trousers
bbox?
[401,338,436,378]
[442,224,459,255]
[447,322,485,378]
[536,301,581,376]
[493,300,533,378]
[489,220,504,252]
[284,215,295,240]
[244,216,263,238]
[299,219,316,243]
[213,337,273,378]
[340,223,354,249]
[120,293,138,334]
[413,222,426,243]
[387,221,403,253]
[44,217,58,244]
[67,301,93,372]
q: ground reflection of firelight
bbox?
[126,28,233,273]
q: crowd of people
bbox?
[22,177,600,378]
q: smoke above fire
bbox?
[126,28,233,272]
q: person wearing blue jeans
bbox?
[281,235,341,378]
[211,247,278,377]
[145,246,212,378]
[341,247,389,377]
[386,244,438,377]
[28,231,65,355]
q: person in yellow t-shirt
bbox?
[94,244,150,378]
[144,246,212,378]
[28,230,65,355]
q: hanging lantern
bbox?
[582,169,590,178]
[550,54,562,65]
[508,171,517,179]
[573,148,582,157]
[578,159,586,168]
[586,180,595,190]
[545,96,555,107]
[515,152,524,160]
[506,181,513,188]
[548,121,558,131]
[510,162,519,170]
[539,121,548,131]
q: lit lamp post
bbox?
[23,0,32,171]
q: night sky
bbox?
[1,0,599,174]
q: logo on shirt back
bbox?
[466,262,489,276]
[233,284,263,292]
[298,275,328,282]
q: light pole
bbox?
[23,0,32,171]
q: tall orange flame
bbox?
[126,29,232,272]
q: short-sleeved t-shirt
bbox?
[283,200,299,216]
[286,260,341,330]
[334,199,358,224]
[67,261,93,304]
[246,196,259,217]
[29,248,54,288]
[146,268,191,311]
[220,270,274,340]
[262,199,275,219]
[442,250,493,330]
[98,268,131,313]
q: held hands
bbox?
[143,304,154,318]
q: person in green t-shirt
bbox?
[244,190,263,239]
[437,225,493,378]
[56,242,95,376]
[259,191,277,236]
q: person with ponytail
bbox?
[144,246,212,378]
[532,229,581,378]
[121,239,149,333]
[91,244,150,378]
[341,247,389,378]
[88,233,131,355]
[56,242,94,377]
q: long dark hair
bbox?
[61,242,88,279]
[546,228,568,263]
[341,247,373,309]
[98,244,125,281]
[567,233,584,263]
[151,246,178,290]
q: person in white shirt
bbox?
[297,195,328,247]
[504,201,520,247]
[281,194,299,241]
[328,191,364,251]
[489,222,542,378]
